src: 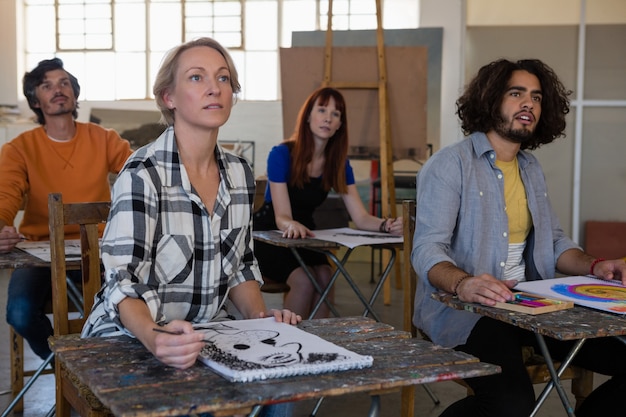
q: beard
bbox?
[494,118,534,144]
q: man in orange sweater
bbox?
[0,58,132,362]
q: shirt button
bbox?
[503,232,508,237]
[490,153,495,159]
[497,174,503,179]
[500,261,506,267]
[479,191,483,196]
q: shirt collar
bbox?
[153,126,237,190]
[469,131,530,169]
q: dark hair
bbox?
[23,58,80,125]
[456,58,572,150]
[286,87,349,193]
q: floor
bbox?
[0,257,606,417]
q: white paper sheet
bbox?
[311,227,403,249]
[16,239,83,263]
[195,317,373,382]
[515,275,626,315]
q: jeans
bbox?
[441,317,626,417]
[259,403,294,417]
[6,267,81,361]
[191,402,294,417]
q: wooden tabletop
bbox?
[252,230,341,249]
[433,292,626,340]
[50,316,500,417]
[0,247,54,269]
[0,247,81,270]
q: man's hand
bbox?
[456,273,518,306]
[593,258,626,284]
[0,226,23,253]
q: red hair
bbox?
[286,87,349,193]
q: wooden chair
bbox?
[400,200,594,414]
[7,194,55,412]
[48,192,113,417]
[9,308,55,412]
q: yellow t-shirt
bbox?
[496,157,531,244]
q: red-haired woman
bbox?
[254,87,402,318]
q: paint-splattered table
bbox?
[49,316,500,417]
[432,291,626,417]
[252,230,401,321]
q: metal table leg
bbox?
[290,248,343,319]
[320,249,382,322]
[367,395,381,417]
[1,351,54,417]
[530,335,586,417]
[362,246,395,318]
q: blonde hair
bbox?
[153,37,241,125]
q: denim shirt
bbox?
[411,132,579,348]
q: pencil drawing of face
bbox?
[196,323,304,367]
[196,322,350,370]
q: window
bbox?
[23,0,418,101]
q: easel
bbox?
[315,2,439,415]
[320,0,400,306]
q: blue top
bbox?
[263,143,355,202]
[411,132,580,348]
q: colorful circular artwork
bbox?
[552,283,626,313]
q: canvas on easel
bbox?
[194,318,373,382]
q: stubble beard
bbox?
[494,118,534,145]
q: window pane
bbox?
[115,3,146,51]
[25,5,56,52]
[243,51,277,100]
[216,33,243,49]
[85,4,111,19]
[187,17,213,33]
[214,16,241,32]
[115,53,147,99]
[150,3,182,50]
[245,1,277,50]
[59,36,86,49]
[84,53,116,100]
[383,0,419,29]
[281,1,317,47]
[149,50,169,98]
[85,34,113,49]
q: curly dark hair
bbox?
[456,59,572,150]
[23,58,80,125]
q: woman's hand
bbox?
[385,217,403,235]
[259,309,302,325]
[148,320,206,370]
[281,220,313,239]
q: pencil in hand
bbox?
[152,327,184,335]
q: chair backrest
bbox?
[584,221,626,260]
[48,193,110,336]
[402,200,418,337]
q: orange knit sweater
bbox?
[0,122,132,240]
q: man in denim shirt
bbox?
[412,58,626,417]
